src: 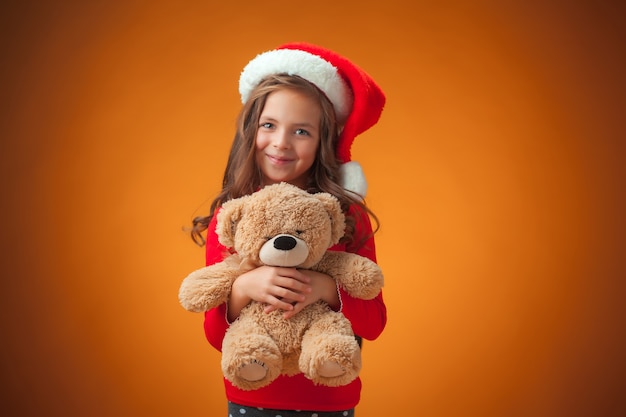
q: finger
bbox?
[277,268,311,283]
[271,282,310,300]
[264,302,294,314]
[263,296,294,313]
[264,290,303,311]
[274,278,312,296]
[283,301,307,319]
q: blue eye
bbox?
[295,128,309,136]
[261,122,274,129]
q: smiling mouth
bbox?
[267,154,293,164]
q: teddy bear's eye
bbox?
[295,230,304,235]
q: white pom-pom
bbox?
[339,161,367,200]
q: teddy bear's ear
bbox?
[215,197,247,248]
[314,193,346,245]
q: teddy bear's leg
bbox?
[299,312,362,387]
[221,319,283,391]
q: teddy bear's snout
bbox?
[259,234,309,267]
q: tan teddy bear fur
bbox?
[179,182,384,390]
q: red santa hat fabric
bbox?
[239,42,385,198]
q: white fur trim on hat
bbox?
[339,161,368,200]
[239,49,353,123]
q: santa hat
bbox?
[239,42,385,199]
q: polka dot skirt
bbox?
[228,402,354,417]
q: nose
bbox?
[272,128,290,149]
[274,235,297,251]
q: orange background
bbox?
[1,1,624,416]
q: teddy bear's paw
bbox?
[317,361,346,378]
[299,334,362,387]
[238,360,268,382]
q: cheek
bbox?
[299,140,320,161]
[254,132,266,150]
[255,134,269,161]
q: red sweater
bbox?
[202,205,387,411]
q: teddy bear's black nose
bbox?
[274,235,297,251]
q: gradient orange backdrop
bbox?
[1,1,624,416]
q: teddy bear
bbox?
[178,182,384,390]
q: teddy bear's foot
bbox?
[299,333,362,387]
[224,352,282,390]
[238,359,268,382]
[221,322,283,391]
[223,350,283,391]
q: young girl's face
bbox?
[255,88,321,189]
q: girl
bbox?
[190,42,386,417]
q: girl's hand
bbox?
[265,270,340,319]
[227,266,312,322]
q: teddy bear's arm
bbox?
[178,258,242,313]
[313,252,384,300]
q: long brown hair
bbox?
[191,74,378,247]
